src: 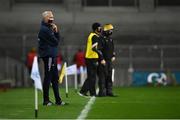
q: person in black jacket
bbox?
[98,24,116,97]
[38,11,66,106]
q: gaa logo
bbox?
[147,73,167,86]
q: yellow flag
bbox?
[58,63,66,84]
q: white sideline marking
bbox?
[77,89,98,120]
[76,96,96,120]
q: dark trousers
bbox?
[105,62,113,95]
[97,64,107,96]
[98,61,113,95]
[42,57,61,103]
[80,59,98,96]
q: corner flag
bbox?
[30,56,42,118]
[31,56,42,90]
[66,64,77,75]
[58,63,66,84]
[58,63,77,83]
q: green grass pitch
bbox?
[0,86,180,119]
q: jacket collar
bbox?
[41,21,51,27]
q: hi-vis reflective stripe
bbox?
[92,42,98,48]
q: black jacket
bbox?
[38,21,60,58]
[98,35,115,61]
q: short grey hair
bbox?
[42,11,52,18]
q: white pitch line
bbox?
[76,96,96,120]
[77,89,98,120]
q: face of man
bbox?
[43,11,54,24]
[96,26,102,34]
[108,29,113,35]
[103,29,113,37]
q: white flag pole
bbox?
[31,56,42,118]
[35,87,38,118]
[112,68,115,82]
[65,62,68,98]
[74,67,78,92]
[80,66,84,87]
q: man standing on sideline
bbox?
[78,23,105,97]
[98,24,116,97]
[38,11,66,106]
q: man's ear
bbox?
[43,18,47,23]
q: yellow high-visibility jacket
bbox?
[85,32,99,59]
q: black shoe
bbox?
[98,94,106,97]
[90,95,97,98]
[78,92,90,98]
[90,93,97,97]
[56,101,69,106]
[107,93,118,97]
[43,101,54,106]
[98,93,106,97]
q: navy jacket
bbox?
[38,21,60,58]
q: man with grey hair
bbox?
[38,11,66,106]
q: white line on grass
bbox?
[77,96,96,120]
[77,89,98,120]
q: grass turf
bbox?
[88,87,180,119]
[0,87,180,119]
[0,88,88,119]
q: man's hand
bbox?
[101,59,106,65]
[51,23,58,32]
[111,57,115,62]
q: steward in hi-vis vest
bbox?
[79,22,103,97]
[85,32,99,59]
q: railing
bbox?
[115,45,180,70]
[82,0,138,7]
[82,0,180,7]
[1,33,180,87]
[0,56,29,87]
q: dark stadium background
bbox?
[0,0,180,87]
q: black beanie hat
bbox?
[92,22,101,31]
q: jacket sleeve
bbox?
[42,27,60,46]
[54,32,60,41]
[91,35,104,60]
[112,39,115,57]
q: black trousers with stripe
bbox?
[42,57,61,103]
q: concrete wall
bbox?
[139,0,155,12]
[0,0,12,11]
[0,4,180,87]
